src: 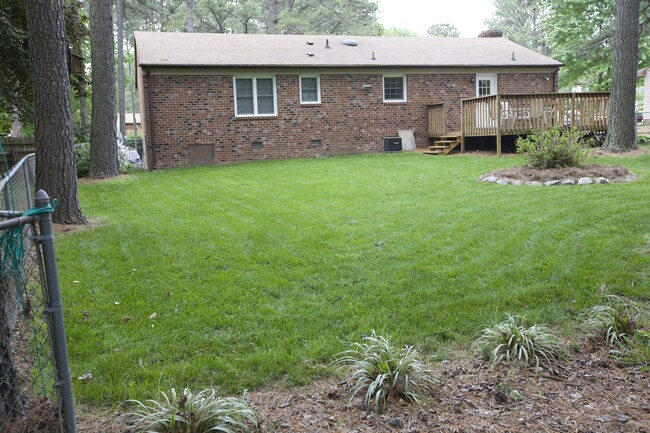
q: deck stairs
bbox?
[423,132,461,156]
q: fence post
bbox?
[35,190,77,433]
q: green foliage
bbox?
[637,134,650,145]
[583,295,641,346]
[516,127,590,168]
[123,388,259,433]
[335,331,433,413]
[544,0,650,90]
[486,0,550,55]
[380,26,418,37]
[74,143,90,178]
[427,23,459,38]
[473,315,564,369]
[611,330,650,370]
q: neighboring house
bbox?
[134,31,561,169]
[119,113,142,137]
[638,66,650,125]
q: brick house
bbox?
[134,32,561,169]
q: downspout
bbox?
[552,69,558,92]
[146,68,157,170]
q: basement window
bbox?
[234,77,277,116]
[383,76,406,102]
[251,141,263,149]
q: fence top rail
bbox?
[462,92,611,104]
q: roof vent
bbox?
[307,52,315,57]
[478,29,504,38]
[342,39,359,46]
[306,40,314,45]
[325,39,330,49]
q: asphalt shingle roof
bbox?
[134,32,562,69]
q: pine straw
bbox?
[487,164,636,183]
[79,340,649,433]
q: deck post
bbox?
[460,101,465,153]
[496,94,502,156]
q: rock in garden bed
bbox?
[481,165,637,185]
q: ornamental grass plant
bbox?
[583,295,641,346]
[473,315,564,369]
[335,331,433,413]
[122,388,258,433]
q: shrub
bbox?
[637,134,650,145]
[122,388,259,433]
[583,295,641,346]
[473,315,564,369]
[74,142,90,178]
[516,127,590,169]
[335,331,433,413]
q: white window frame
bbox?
[476,74,497,97]
[300,76,321,104]
[233,76,277,117]
[383,75,407,102]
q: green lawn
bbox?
[57,151,650,404]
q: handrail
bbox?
[461,92,610,138]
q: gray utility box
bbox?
[384,137,402,152]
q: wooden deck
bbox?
[427,92,610,156]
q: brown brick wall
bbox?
[140,70,556,169]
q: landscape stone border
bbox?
[479,174,637,186]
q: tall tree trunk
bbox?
[79,74,90,129]
[268,0,278,33]
[10,108,21,138]
[117,0,126,140]
[24,0,86,224]
[602,0,640,152]
[89,0,119,178]
[187,0,194,32]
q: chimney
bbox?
[478,30,504,38]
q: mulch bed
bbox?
[487,164,637,183]
[74,340,649,433]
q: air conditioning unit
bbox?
[383,137,402,152]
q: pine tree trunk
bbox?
[24,0,87,224]
[89,0,119,178]
[268,0,278,33]
[117,0,126,140]
[187,0,194,32]
[10,108,21,138]
[602,0,640,152]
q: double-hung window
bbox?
[300,76,320,104]
[234,77,276,116]
[383,76,406,102]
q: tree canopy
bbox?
[427,23,459,38]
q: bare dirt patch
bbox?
[53,219,102,235]
[72,341,648,433]
[487,164,637,183]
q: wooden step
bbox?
[428,145,451,149]
[434,140,455,145]
[423,150,445,155]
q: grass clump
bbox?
[611,330,650,369]
[583,295,641,346]
[473,315,564,369]
[516,127,590,168]
[335,331,433,413]
[122,388,258,433]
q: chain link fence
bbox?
[0,152,76,432]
